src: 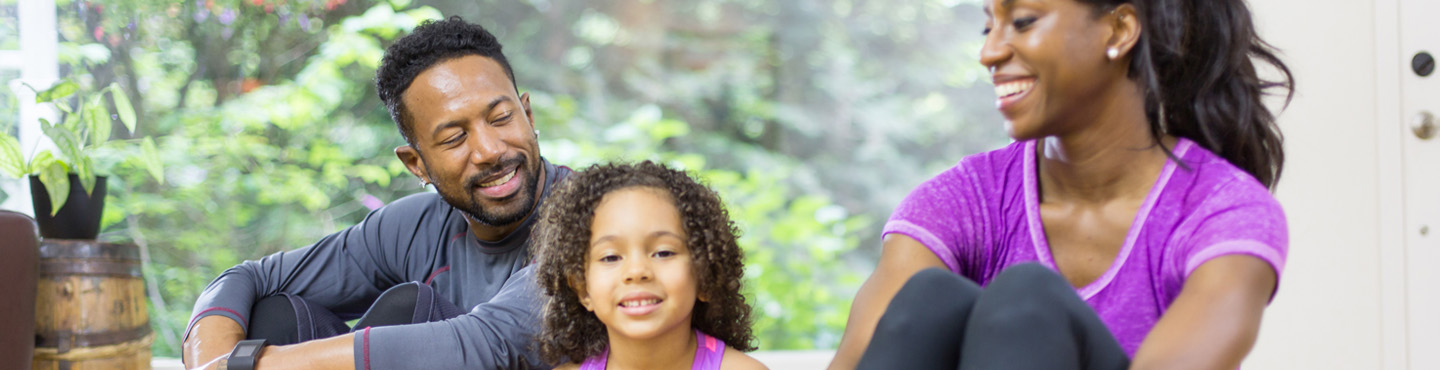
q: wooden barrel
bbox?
[33,239,152,370]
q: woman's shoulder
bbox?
[552,363,582,370]
[1171,139,1281,208]
[719,347,769,370]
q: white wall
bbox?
[1246,0,1403,368]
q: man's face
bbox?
[396,55,543,227]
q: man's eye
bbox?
[444,132,465,145]
[493,113,512,124]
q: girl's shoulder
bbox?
[552,363,582,370]
[719,347,769,370]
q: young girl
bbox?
[534,161,768,370]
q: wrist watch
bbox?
[226,339,267,370]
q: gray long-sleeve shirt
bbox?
[186,160,570,370]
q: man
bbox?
[184,17,564,370]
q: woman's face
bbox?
[981,0,1122,140]
[579,187,699,342]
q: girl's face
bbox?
[579,187,699,342]
[980,0,1121,140]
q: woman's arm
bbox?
[1129,254,1277,370]
[827,234,948,370]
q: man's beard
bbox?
[433,154,542,226]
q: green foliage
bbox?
[0,79,160,214]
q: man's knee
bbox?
[373,282,422,311]
[246,294,300,343]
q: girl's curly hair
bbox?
[533,161,756,365]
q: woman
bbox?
[828,0,1292,369]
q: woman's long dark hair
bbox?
[1087,0,1293,189]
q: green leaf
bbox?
[28,151,54,174]
[110,84,137,134]
[87,95,112,146]
[140,137,164,184]
[77,155,96,196]
[41,119,85,169]
[0,134,25,177]
[38,161,69,216]
[36,80,78,103]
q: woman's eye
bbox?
[1013,16,1037,29]
[982,27,991,36]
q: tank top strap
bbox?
[579,347,609,370]
[691,329,727,370]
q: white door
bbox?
[1403,0,1440,367]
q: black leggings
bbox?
[245,282,468,344]
[858,264,1130,370]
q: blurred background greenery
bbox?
[0,0,1006,356]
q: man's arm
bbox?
[182,196,429,369]
[186,319,355,370]
[355,265,547,370]
[1128,255,1277,370]
[191,266,544,370]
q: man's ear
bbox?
[520,92,535,132]
[396,145,430,185]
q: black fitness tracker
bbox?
[226,339,267,370]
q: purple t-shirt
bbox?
[883,138,1287,356]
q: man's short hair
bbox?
[376,16,518,146]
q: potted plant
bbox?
[0,79,163,239]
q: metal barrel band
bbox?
[39,240,141,260]
[36,325,153,354]
[39,259,144,278]
[34,332,154,364]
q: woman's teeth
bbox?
[995,80,1034,98]
[479,169,516,188]
[620,299,660,307]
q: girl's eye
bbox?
[1013,16,1037,29]
[599,255,620,263]
[653,250,676,258]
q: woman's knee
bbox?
[875,268,981,332]
[969,264,1075,328]
[988,263,1072,299]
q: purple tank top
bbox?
[578,330,726,370]
[883,138,1288,356]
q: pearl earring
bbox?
[1107,48,1119,60]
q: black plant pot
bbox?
[29,174,107,240]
